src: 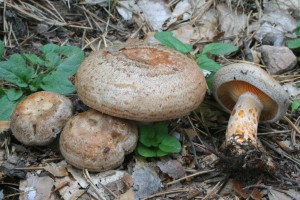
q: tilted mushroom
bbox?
[59,109,138,172]
[212,63,290,157]
[75,43,206,121]
[10,91,73,146]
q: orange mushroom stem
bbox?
[225,92,263,156]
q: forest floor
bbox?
[0,0,300,199]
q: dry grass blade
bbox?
[6,1,92,29]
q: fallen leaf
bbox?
[217,4,247,40]
[19,174,55,200]
[117,188,135,200]
[135,0,171,31]
[157,160,185,179]
[44,163,68,177]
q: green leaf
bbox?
[42,45,84,75]
[152,122,169,146]
[0,40,4,58]
[29,75,45,92]
[0,95,19,120]
[6,88,23,101]
[154,31,193,54]
[42,43,60,54]
[139,125,156,147]
[139,122,169,147]
[0,64,28,87]
[295,82,300,87]
[0,54,34,87]
[295,22,300,35]
[159,135,181,153]
[291,100,300,112]
[56,46,85,75]
[41,71,75,94]
[287,38,300,49]
[202,42,238,55]
[137,144,157,157]
[197,54,221,72]
[44,52,61,68]
[156,149,169,157]
[22,53,45,65]
[206,72,215,92]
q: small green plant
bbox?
[137,122,181,157]
[154,31,238,90]
[287,22,300,50]
[291,100,300,112]
[0,41,85,120]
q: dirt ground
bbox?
[0,0,300,199]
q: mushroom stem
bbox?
[225,92,263,155]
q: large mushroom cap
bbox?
[212,63,290,122]
[59,109,138,172]
[10,91,73,146]
[75,44,206,122]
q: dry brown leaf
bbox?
[172,25,194,44]
[54,175,86,200]
[217,4,247,40]
[157,160,185,179]
[193,9,218,41]
[44,163,68,177]
[117,188,135,200]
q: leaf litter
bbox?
[0,0,300,199]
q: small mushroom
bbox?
[10,91,73,146]
[75,44,206,121]
[59,109,138,172]
[212,63,290,157]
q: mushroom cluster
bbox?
[212,63,290,161]
[59,43,206,171]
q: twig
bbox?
[83,169,107,200]
[167,169,215,186]
[283,116,300,135]
[143,188,190,200]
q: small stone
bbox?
[258,45,297,74]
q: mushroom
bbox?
[75,43,206,121]
[59,109,138,172]
[212,63,290,157]
[10,91,73,146]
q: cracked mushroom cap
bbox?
[10,91,73,146]
[59,109,138,172]
[75,44,206,122]
[212,63,290,122]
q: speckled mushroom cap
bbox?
[59,109,138,172]
[75,44,206,122]
[10,91,73,146]
[212,63,290,122]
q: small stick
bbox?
[283,116,300,135]
[166,169,215,186]
[143,188,190,200]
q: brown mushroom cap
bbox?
[10,91,73,146]
[75,44,206,122]
[212,63,290,122]
[59,109,138,172]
